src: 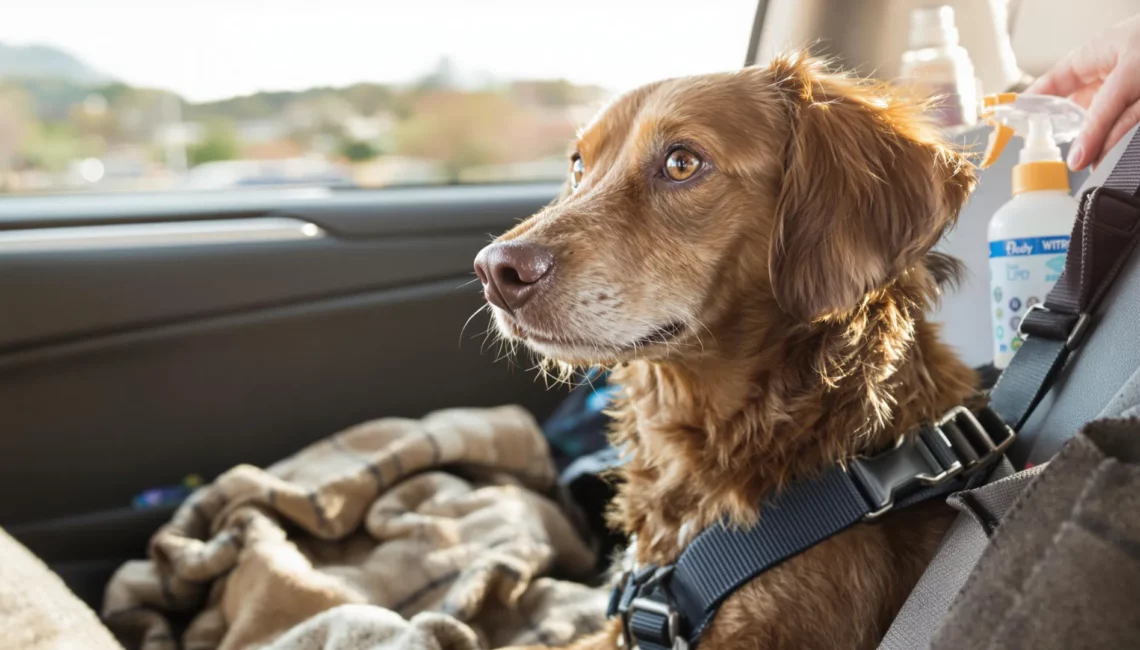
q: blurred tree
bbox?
[511,79,574,106]
[190,91,284,121]
[67,93,111,149]
[342,83,395,115]
[188,120,239,166]
[108,88,170,144]
[390,93,415,121]
[394,91,519,182]
[23,121,84,172]
[0,85,33,172]
[339,139,379,162]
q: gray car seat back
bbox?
[1014,125,1140,466]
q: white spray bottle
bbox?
[978,94,1087,369]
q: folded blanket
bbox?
[103,406,608,650]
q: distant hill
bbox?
[0,42,112,85]
[0,44,607,139]
[185,83,399,122]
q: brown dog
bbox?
[474,52,978,650]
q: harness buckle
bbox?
[850,433,953,520]
[939,405,1015,469]
[624,597,689,650]
[852,406,1013,521]
[611,565,689,650]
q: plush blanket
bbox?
[0,527,122,650]
[103,406,609,650]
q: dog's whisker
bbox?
[479,318,498,356]
[459,303,491,347]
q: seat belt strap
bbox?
[878,460,1045,650]
[990,133,1140,431]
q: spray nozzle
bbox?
[978,93,1087,168]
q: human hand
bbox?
[1026,13,1140,171]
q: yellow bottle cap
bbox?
[1012,160,1069,194]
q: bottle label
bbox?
[988,235,1071,257]
[988,235,1070,368]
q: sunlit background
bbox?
[0,1,756,194]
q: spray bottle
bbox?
[979,93,1087,369]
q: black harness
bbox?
[606,405,1014,650]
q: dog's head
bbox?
[475,54,975,367]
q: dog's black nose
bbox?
[474,241,555,311]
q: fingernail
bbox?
[1067,141,1084,170]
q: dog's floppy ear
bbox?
[767,56,976,322]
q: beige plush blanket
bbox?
[0,527,122,650]
[103,406,609,650]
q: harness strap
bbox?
[609,406,1013,650]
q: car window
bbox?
[0,1,757,195]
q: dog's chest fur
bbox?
[601,308,973,649]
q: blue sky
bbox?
[1,0,757,101]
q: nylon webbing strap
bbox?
[609,406,1012,649]
[614,467,875,650]
[673,466,868,637]
[990,131,1140,432]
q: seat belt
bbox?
[989,133,1140,432]
[878,460,1038,650]
[879,127,1140,650]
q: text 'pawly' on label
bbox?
[989,236,1070,257]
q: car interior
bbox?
[1,0,1138,643]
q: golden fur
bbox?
[479,53,978,649]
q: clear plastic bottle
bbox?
[979,94,1087,368]
[898,5,978,128]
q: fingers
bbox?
[1069,65,1140,170]
[1025,14,1140,169]
[1026,51,1085,97]
[1026,39,1109,98]
[1069,81,1103,110]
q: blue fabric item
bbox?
[542,369,620,471]
[542,369,627,569]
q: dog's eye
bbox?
[570,155,585,190]
[664,148,702,182]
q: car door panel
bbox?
[0,185,564,596]
[0,233,488,350]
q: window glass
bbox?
[0,1,756,194]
